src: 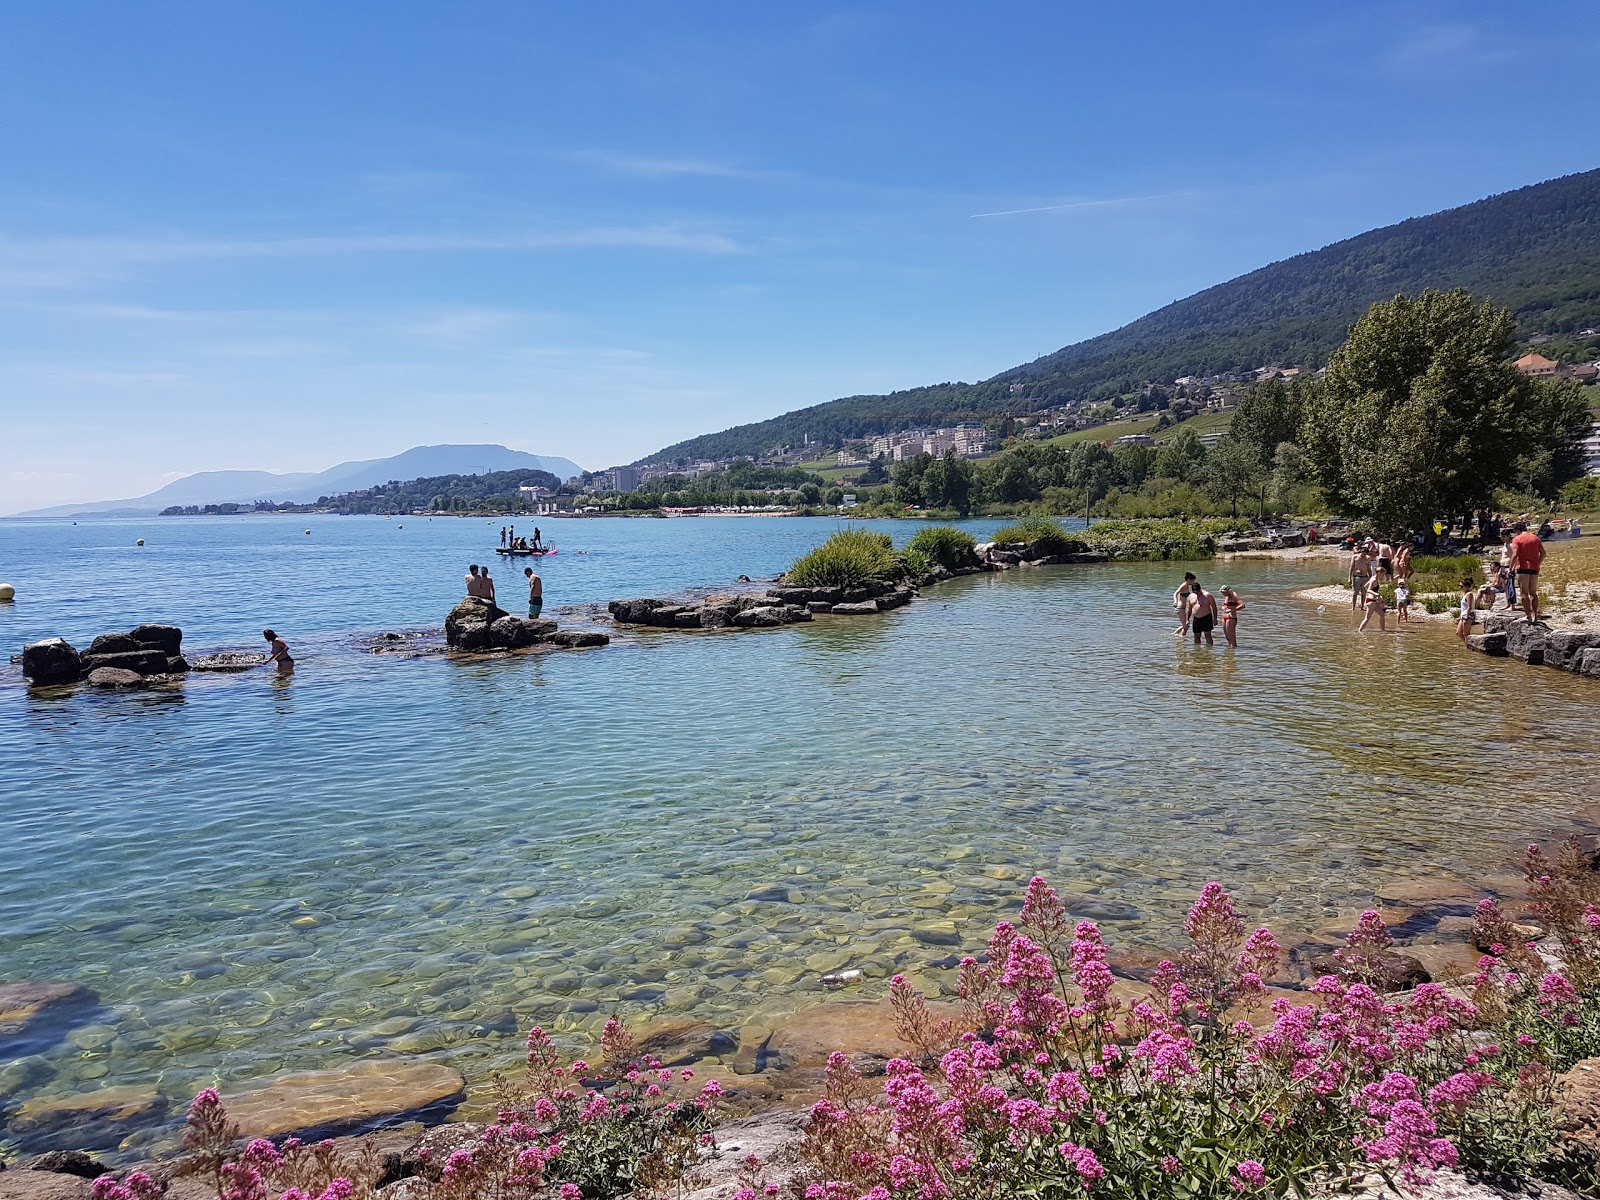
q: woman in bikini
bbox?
[1357,570,1388,632]
[1219,585,1245,648]
[263,629,294,672]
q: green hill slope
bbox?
[639,167,1600,465]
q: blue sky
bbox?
[2,2,1596,511]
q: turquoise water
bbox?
[2,514,1599,1156]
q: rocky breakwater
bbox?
[978,541,1109,568]
[1467,612,1600,680]
[608,578,919,631]
[442,596,608,652]
[19,625,188,689]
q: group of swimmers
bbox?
[499,525,543,552]
[1171,573,1245,647]
[466,562,543,618]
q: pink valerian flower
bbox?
[90,1174,164,1200]
[999,934,1055,989]
[1232,1160,1268,1191]
[1056,1141,1105,1181]
[1358,1072,1460,1182]
[1427,1072,1494,1110]
[1020,876,1071,941]
[1044,1070,1090,1117]
[1160,1155,1181,1174]
[559,1185,583,1200]
[1069,921,1116,1009]
[1538,971,1580,1012]
[218,1162,267,1200]
[1344,910,1394,951]
[1236,926,1282,980]
[1131,1027,1199,1084]
[312,1183,353,1200]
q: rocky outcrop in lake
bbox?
[608,579,919,630]
[443,596,607,652]
[20,625,188,689]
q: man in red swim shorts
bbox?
[1510,520,1545,622]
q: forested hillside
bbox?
[640,167,1600,464]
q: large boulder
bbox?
[608,598,667,624]
[79,649,168,676]
[1544,629,1600,671]
[129,624,182,655]
[1552,1057,1600,1167]
[488,616,537,649]
[830,600,881,615]
[733,605,787,628]
[87,668,144,689]
[766,586,844,605]
[21,639,81,686]
[1481,611,1517,634]
[1310,949,1431,992]
[445,597,504,646]
[550,630,609,648]
[1580,648,1600,680]
[85,633,139,656]
[26,1153,108,1180]
[1465,632,1508,656]
[0,981,98,1054]
[451,622,491,652]
[1504,618,1548,665]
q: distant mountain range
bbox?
[16,445,585,518]
[638,167,1600,464]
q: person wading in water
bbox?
[1188,581,1219,647]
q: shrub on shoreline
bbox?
[989,515,1087,556]
[903,526,981,572]
[1083,516,1233,561]
[788,529,906,588]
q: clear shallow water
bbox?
[2,514,1599,1156]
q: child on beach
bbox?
[1394,581,1411,622]
[1455,577,1476,641]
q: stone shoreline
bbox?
[9,797,1600,1195]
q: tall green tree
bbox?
[1230,379,1308,465]
[1202,437,1265,518]
[1301,288,1585,536]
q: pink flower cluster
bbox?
[799,879,1504,1197]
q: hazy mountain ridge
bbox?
[638,167,1600,464]
[14,445,584,517]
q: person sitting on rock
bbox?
[465,564,485,598]
[480,567,496,605]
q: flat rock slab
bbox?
[0,1174,92,1200]
[1464,632,1507,656]
[1372,878,1483,911]
[0,981,98,1055]
[6,1086,168,1148]
[222,1060,466,1139]
[87,667,145,688]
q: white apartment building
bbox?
[1583,422,1600,477]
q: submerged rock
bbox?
[25,1154,107,1181]
[0,981,98,1054]
[189,651,261,673]
[222,1060,466,1140]
[6,1086,168,1150]
[549,630,609,648]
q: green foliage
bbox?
[1200,437,1266,517]
[787,528,904,588]
[1084,517,1233,561]
[1562,476,1600,511]
[640,169,1600,465]
[1302,289,1589,535]
[989,515,1085,555]
[904,526,981,571]
[1230,379,1309,466]
[1423,593,1455,614]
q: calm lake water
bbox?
[2,513,1598,1156]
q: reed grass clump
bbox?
[989,515,1085,556]
[787,528,904,588]
[904,525,980,571]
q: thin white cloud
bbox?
[0,224,746,289]
[1382,23,1516,73]
[571,149,785,183]
[969,193,1184,219]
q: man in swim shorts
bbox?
[525,567,543,618]
[1188,581,1218,646]
[1510,520,1544,622]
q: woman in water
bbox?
[1219,585,1245,647]
[263,629,294,672]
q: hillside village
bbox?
[574,348,1600,499]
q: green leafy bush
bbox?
[989,515,1086,555]
[904,526,980,571]
[1083,517,1233,561]
[787,528,904,587]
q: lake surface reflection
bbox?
[1,514,1597,1156]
